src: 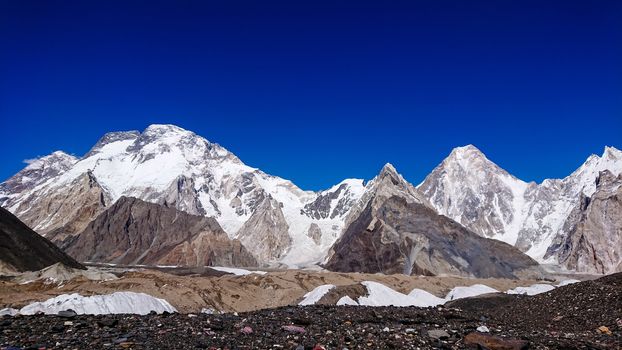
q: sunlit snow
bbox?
[19,292,177,315]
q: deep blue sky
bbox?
[1,0,621,190]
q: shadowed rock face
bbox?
[0,206,84,272]
[325,195,539,278]
[551,171,622,273]
[63,196,257,267]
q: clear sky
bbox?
[1,0,620,190]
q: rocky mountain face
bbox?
[19,171,111,243]
[235,196,292,262]
[62,196,257,267]
[419,145,622,272]
[325,164,539,278]
[0,206,84,273]
[1,123,618,273]
[0,124,365,267]
[548,171,622,274]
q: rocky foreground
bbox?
[1,273,621,349]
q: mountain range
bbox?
[1,124,620,274]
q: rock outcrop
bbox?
[63,196,257,267]
[235,196,292,263]
[0,206,84,272]
[14,171,111,243]
[549,171,622,273]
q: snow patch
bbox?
[209,266,267,276]
[506,284,555,296]
[557,279,580,287]
[445,284,499,301]
[336,296,359,306]
[407,288,446,307]
[298,284,335,306]
[0,308,18,316]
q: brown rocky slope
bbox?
[61,196,257,267]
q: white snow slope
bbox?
[298,284,336,306]
[19,292,177,315]
[444,284,499,301]
[293,279,582,308]
[209,266,268,276]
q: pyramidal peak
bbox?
[450,144,483,156]
[378,162,399,177]
[84,131,140,158]
[366,163,431,207]
[445,144,493,166]
[371,163,410,189]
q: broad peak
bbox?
[85,131,140,158]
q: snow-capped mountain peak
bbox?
[341,163,432,232]
[568,146,622,197]
[1,124,368,267]
[441,144,515,179]
[84,131,140,158]
[25,151,77,171]
[418,145,529,245]
[0,151,78,207]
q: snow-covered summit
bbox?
[565,146,622,197]
[25,151,77,170]
[419,145,529,245]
